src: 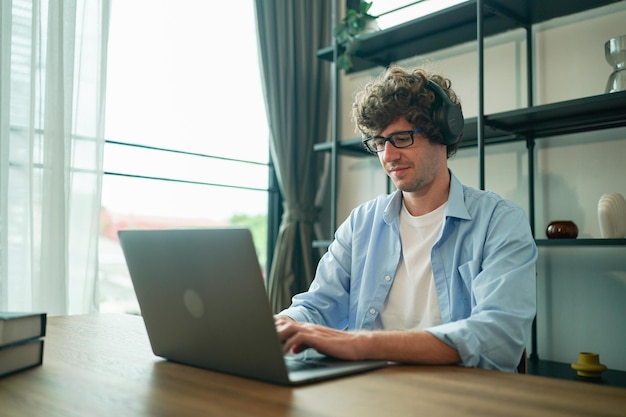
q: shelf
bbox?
[316,236,625,250]
[312,239,332,249]
[528,358,626,388]
[318,0,619,74]
[314,91,626,158]
[313,117,519,158]
[536,238,626,246]
[314,139,369,157]
[485,90,626,138]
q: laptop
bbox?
[118,227,388,386]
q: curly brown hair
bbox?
[352,66,463,158]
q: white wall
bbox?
[333,2,626,371]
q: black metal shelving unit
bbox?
[316,0,626,385]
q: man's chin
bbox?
[395,181,424,193]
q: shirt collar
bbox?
[447,170,471,221]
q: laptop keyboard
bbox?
[284,358,333,371]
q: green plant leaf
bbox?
[337,53,352,71]
[346,37,361,54]
[360,1,373,15]
[332,1,376,72]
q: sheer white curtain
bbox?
[0,0,110,315]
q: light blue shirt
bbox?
[280,171,537,372]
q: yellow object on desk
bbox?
[571,352,608,378]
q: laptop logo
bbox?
[183,289,205,318]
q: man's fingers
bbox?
[276,321,314,354]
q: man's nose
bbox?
[381,140,400,161]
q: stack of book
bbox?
[0,312,47,378]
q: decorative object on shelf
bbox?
[571,352,608,378]
[597,192,626,238]
[333,1,379,72]
[605,34,626,93]
[545,220,579,239]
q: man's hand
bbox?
[274,318,461,365]
[273,314,295,324]
[274,318,368,360]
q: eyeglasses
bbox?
[362,128,423,154]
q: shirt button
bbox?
[369,308,376,315]
[385,275,391,281]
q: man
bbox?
[275,66,536,372]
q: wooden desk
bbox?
[0,314,624,417]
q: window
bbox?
[369,0,469,29]
[100,0,270,313]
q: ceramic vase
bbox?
[597,193,626,238]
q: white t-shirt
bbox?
[376,200,446,330]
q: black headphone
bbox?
[427,79,464,145]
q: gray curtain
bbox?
[254,0,332,312]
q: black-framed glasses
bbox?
[362,128,423,154]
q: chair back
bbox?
[517,348,527,374]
